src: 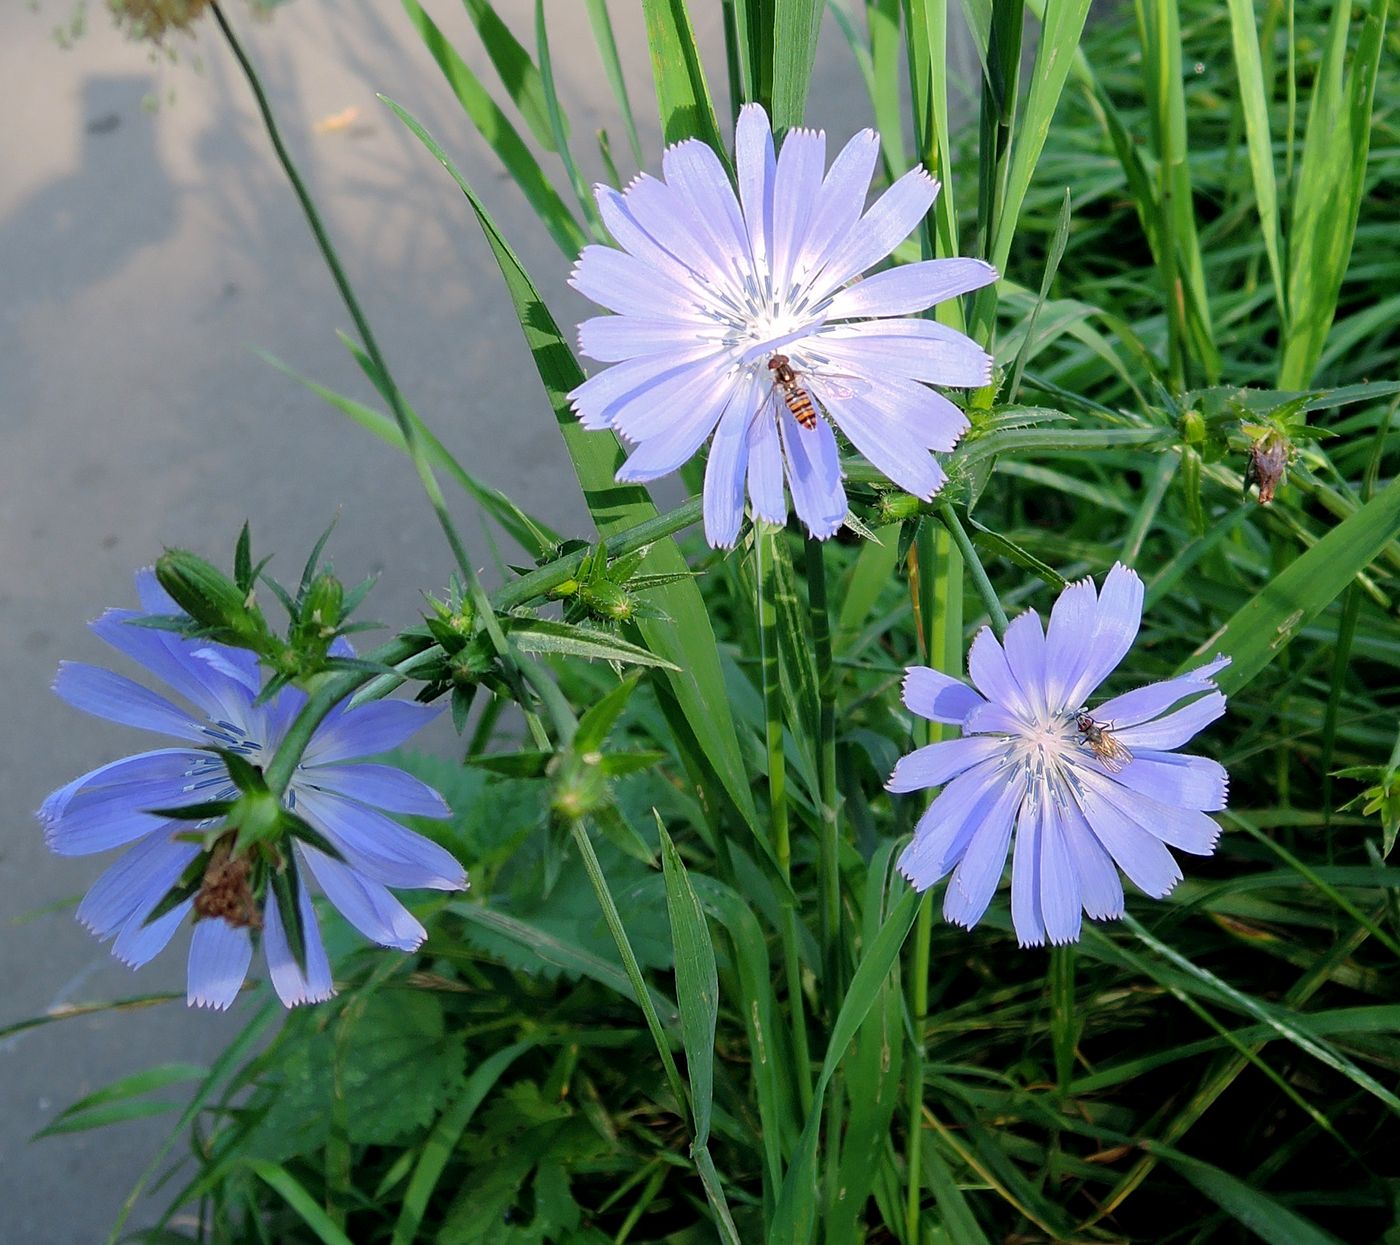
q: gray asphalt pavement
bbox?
[0,2,908,1238]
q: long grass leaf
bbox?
[1193,474,1400,692]
[768,888,920,1245]
[400,0,586,256]
[643,0,724,147]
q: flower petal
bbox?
[41,749,207,855]
[569,346,716,431]
[302,701,440,766]
[302,845,426,952]
[1010,792,1045,947]
[570,244,709,319]
[661,139,752,280]
[1093,656,1229,728]
[113,898,191,969]
[596,182,726,294]
[944,771,1027,929]
[53,662,204,741]
[77,829,198,938]
[825,258,998,319]
[613,354,737,456]
[822,384,948,499]
[295,788,466,891]
[967,627,1035,720]
[262,873,335,1007]
[1111,750,1229,811]
[1074,773,1181,898]
[90,610,245,722]
[578,314,723,363]
[1042,575,1099,712]
[808,167,939,299]
[1113,692,1226,751]
[1062,564,1144,709]
[300,763,449,818]
[1001,610,1049,720]
[1039,806,1082,945]
[746,400,787,526]
[778,406,846,540]
[187,919,253,1010]
[814,319,993,389]
[770,127,828,297]
[898,757,1007,888]
[1059,796,1124,920]
[702,379,756,548]
[735,103,776,265]
[793,126,880,282]
[902,666,984,725]
[887,734,1008,793]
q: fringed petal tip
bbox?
[279,983,338,1008]
[188,989,239,1011]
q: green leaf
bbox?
[509,618,680,670]
[642,0,724,147]
[768,888,920,1245]
[390,1039,543,1245]
[247,1160,356,1245]
[1279,0,1389,387]
[657,820,719,1146]
[244,993,467,1160]
[585,0,645,165]
[1223,0,1286,323]
[400,0,586,257]
[1194,474,1400,693]
[770,0,821,130]
[460,0,562,150]
[33,1063,206,1140]
[1145,1145,1348,1245]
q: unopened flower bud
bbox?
[581,580,635,622]
[156,549,268,648]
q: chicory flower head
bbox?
[39,572,466,1009]
[570,103,997,548]
[889,564,1229,945]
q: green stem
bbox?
[904,517,962,1239]
[755,525,814,1115]
[936,503,1007,638]
[569,820,691,1124]
[212,2,542,722]
[805,536,843,998]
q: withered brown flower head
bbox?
[1245,430,1292,505]
[108,0,213,43]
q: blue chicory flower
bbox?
[39,571,466,1009]
[570,103,997,548]
[888,564,1229,945]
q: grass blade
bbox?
[400,0,586,257]
[1193,473,1400,693]
[643,0,724,147]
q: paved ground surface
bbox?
[0,2,936,1237]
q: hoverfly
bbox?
[767,354,819,430]
[1074,710,1134,773]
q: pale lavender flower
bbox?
[888,564,1229,946]
[569,103,996,548]
[39,572,466,1009]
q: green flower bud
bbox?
[581,580,635,621]
[302,573,344,639]
[156,549,268,649]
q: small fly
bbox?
[1074,710,1134,773]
